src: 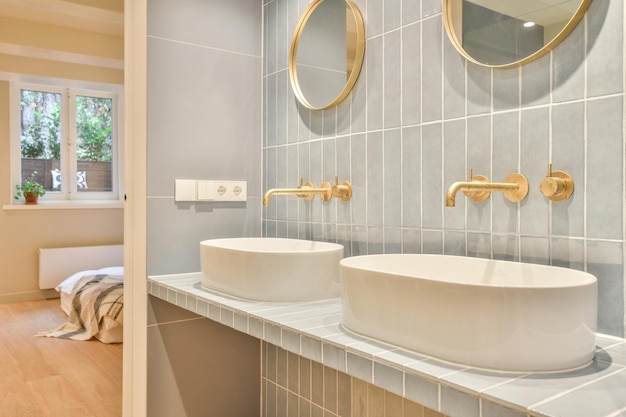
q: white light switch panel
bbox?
[175,179,197,201]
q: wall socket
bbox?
[196,180,247,202]
[175,179,247,202]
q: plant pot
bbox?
[24,191,39,205]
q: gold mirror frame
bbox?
[443,0,593,69]
[289,0,365,110]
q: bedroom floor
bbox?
[0,299,122,417]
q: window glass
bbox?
[76,95,113,193]
[20,89,62,193]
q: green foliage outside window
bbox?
[20,90,113,162]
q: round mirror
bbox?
[443,0,593,68]
[289,0,365,110]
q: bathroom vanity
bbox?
[148,273,626,417]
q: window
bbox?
[11,82,122,203]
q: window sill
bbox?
[3,200,124,211]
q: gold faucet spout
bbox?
[446,181,518,207]
[263,181,332,206]
[445,172,529,207]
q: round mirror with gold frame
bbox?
[443,0,593,68]
[289,0,365,110]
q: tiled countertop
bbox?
[148,273,626,417]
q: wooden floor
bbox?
[0,299,122,417]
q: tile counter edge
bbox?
[147,273,626,417]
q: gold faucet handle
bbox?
[332,176,352,201]
[297,179,315,201]
[463,169,490,202]
[540,164,574,201]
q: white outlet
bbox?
[196,180,247,202]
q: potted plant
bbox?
[14,171,46,205]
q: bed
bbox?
[36,244,124,343]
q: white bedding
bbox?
[56,266,124,315]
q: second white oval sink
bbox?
[200,238,344,302]
[341,254,598,372]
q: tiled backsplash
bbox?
[262,343,448,417]
[262,0,625,337]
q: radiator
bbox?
[38,244,124,289]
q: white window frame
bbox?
[10,81,123,204]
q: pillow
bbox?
[55,266,124,295]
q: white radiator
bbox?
[38,244,124,289]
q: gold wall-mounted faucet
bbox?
[539,164,574,201]
[446,169,529,207]
[263,178,332,206]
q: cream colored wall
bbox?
[0,12,124,303]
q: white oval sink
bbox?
[340,254,598,372]
[200,238,343,302]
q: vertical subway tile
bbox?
[385,227,402,254]
[300,356,312,400]
[352,378,368,417]
[402,0,420,26]
[444,231,466,256]
[402,126,421,228]
[351,133,367,224]
[467,232,491,258]
[520,236,550,265]
[492,111,520,233]
[287,144,298,221]
[276,0,288,70]
[422,0,442,18]
[520,107,549,236]
[368,226,384,254]
[310,140,323,222]
[551,237,584,271]
[443,119,466,230]
[336,136,351,224]
[337,98,351,136]
[422,16,443,123]
[551,102,584,237]
[422,123,443,229]
[367,0,383,37]
[586,96,623,240]
[467,64,491,116]
[367,36,384,130]
[402,22,421,126]
[351,61,367,134]
[367,131,384,226]
[384,30,402,129]
[492,235,519,261]
[586,0,624,98]
[443,32,466,120]
[266,0,277,75]
[368,384,385,417]
[492,67,520,112]
[384,129,402,227]
[521,53,550,107]
[466,115,491,231]
[587,240,625,337]
[338,372,352,417]
[383,0,401,32]
[423,230,443,254]
[323,138,337,224]
[324,367,338,413]
[323,107,336,138]
[552,20,585,103]
[311,361,324,407]
[267,74,277,147]
[402,228,422,254]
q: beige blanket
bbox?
[38,274,124,343]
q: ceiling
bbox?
[0,0,123,37]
